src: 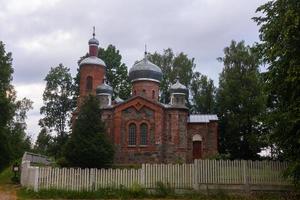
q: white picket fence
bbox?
[21,160,290,191]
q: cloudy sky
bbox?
[0,0,267,141]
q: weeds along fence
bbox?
[21,160,291,192]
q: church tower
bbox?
[128,51,162,101]
[77,28,106,106]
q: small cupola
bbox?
[169,76,188,106]
[79,27,106,67]
[96,77,113,108]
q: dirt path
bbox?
[0,184,18,200]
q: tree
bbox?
[216,40,266,160]
[64,95,114,168]
[8,97,33,160]
[98,45,131,99]
[253,0,300,184]
[0,41,33,169]
[191,72,216,113]
[40,64,73,158]
[148,49,195,105]
[34,120,52,155]
[0,41,14,169]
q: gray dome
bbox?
[169,78,188,95]
[88,37,99,46]
[96,81,113,95]
[79,56,106,67]
[129,54,162,83]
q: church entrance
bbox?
[192,134,202,159]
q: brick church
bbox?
[75,32,218,164]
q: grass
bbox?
[17,184,300,200]
[0,167,13,184]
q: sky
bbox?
[0,0,267,142]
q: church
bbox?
[75,32,218,164]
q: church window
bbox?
[134,90,136,95]
[152,90,155,99]
[140,123,148,145]
[86,76,93,90]
[128,123,136,145]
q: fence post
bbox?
[20,160,30,186]
[141,164,145,187]
[33,167,39,192]
[243,160,250,193]
[193,159,199,190]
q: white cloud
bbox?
[17,30,72,54]
[3,0,61,16]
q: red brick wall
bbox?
[78,64,105,106]
[163,109,189,163]
[101,98,218,163]
[187,122,218,159]
[110,96,165,164]
[89,45,98,56]
[132,81,160,101]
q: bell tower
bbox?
[77,27,106,106]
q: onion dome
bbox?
[88,26,99,46]
[129,52,162,83]
[88,37,99,46]
[96,78,113,95]
[169,77,188,95]
[79,56,106,67]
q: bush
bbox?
[154,181,175,198]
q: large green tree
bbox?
[64,95,114,168]
[40,64,74,158]
[148,48,195,104]
[0,41,33,169]
[98,45,131,99]
[8,97,33,160]
[253,0,300,184]
[216,40,266,160]
[0,41,14,169]
[191,72,216,113]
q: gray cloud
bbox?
[0,0,266,140]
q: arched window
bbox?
[134,90,137,95]
[128,123,136,145]
[86,76,93,90]
[140,123,148,145]
[152,90,155,99]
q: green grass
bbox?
[0,167,13,184]
[17,186,299,200]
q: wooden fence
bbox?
[21,160,291,192]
